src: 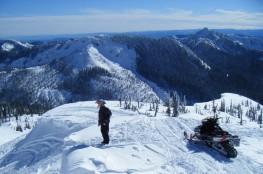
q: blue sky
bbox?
[0,0,263,37]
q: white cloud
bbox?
[0,9,262,37]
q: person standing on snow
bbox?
[96,99,112,144]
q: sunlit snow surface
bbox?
[0,93,262,174]
[1,43,14,52]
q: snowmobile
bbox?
[184,117,240,158]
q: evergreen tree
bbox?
[180,95,187,113]
[219,99,226,112]
[257,103,261,111]
[24,117,31,129]
[149,103,152,111]
[212,100,217,118]
[195,105,198,114]
[119,98,122,107]
[166,105,171,116]
[237,104,242,118]
[245,100,249,107]
[258,109,263,128]
[154,99,159,117]
[237,104,243,125]
[229,100,233,116]
[172,92,179,117]
[183,95,187,106]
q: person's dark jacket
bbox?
[98,106,112,126]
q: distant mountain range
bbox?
[2,28,263,41]
[0,28,262,106]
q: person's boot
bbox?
[101,141,109,144]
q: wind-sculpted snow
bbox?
[0,103,97,171]
[0,118,84,169]
[62,144,166,174]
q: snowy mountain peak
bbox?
[194,28,221,40]
[197,27,209,35]
[1,42,15,51]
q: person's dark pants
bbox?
[101,122,109,143]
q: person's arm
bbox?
[98,109,102,126]
[108,109,112,117]
[98,107,107,125]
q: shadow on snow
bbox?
[186,141,233,163]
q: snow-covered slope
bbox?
[192,93,263,124]
[0,37,159,106]
[0,40,33,52]
[4,37,135,71]
[0,93,262,174]
[230,35,263,51]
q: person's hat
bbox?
[96,99,106,104]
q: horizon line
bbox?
[1,28,263,40]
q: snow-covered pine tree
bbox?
[166,105,171,116]
[119,98,122,107]
[248,107,256,121]
[183,95,187,106]
[258,109,263,128]
[129,97,132,109]
[257,103,261,111]
[237,104,242,118]
[2,105,7,122]
[165,97,171,116]
[237,104,243,125]
[251,107,256,121]
[220,99,226,112]
[24,117,31,129]
[131,105,137,112]
[16,117,23,132]
[225,116,230,123]
[212,100,217,118]
[245,100,249,107]
[124,99,128,109]
[180,95,187,113]
[172,92,179,117]
[152,101,155,111]
[229,100,233,116]
[204,104,208,110]
[6,104,11,122]
[154,99,159,117]
[149,103,152,111]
